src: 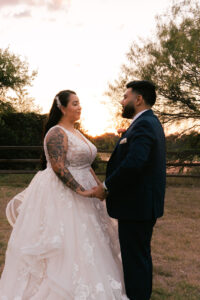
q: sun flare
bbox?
[80,101,115,137]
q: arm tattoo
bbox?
[46,127,85,192]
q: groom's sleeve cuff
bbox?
[103,181,108,191]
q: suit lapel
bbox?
[108,110,154,163]
[126,109,154,132]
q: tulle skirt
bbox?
[0,167,128,299]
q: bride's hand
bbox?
[77,187,97,198]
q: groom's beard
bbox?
[122,102,135,119]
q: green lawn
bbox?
[0,175,200,299]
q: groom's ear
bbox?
[135,94,143,106]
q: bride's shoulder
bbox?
[44,125,68,143]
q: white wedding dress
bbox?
[0,125,128,300]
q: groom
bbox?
[94,80,166,300]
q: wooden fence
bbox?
[0,146,200,178]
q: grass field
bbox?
[0,174,200,299]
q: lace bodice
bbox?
[44,125,97,170]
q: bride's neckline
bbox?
[55,124,91,149]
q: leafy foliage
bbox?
[0,48,39,113]
[0,48,36,93]
[107,0,200,131]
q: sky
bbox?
[0,0,170,136]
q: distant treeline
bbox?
[0,112,46,146]
[0,112,46,170]
[0,112,200,171]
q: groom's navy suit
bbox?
[105,109,166,300]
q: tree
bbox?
[0,100,16,114]
[0,48,39,112]
[7,88,41,113]
[107,0,200,132]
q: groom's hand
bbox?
[92,184,106,201]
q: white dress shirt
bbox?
[131,109,150,124]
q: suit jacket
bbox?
[105,109,166,220]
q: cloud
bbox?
[117,24,125,31]
[0,0,31,7]
[13,9,31,18]
[47,0,66,11]
[75,22,84,27]
[0,0,69,11]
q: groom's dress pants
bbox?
[118,219,156,300]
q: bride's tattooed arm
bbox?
[46,127,85,193]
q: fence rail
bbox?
[1,159,200,167]
[0,146,200,178]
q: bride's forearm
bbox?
[54,166,85,193]
[55,167,96,198]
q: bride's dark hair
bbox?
[41,90,76,169]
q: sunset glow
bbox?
[80,97,117,137]
[1,0,170,136]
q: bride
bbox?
[0,90,128,299]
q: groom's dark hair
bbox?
[126,80,156,106]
